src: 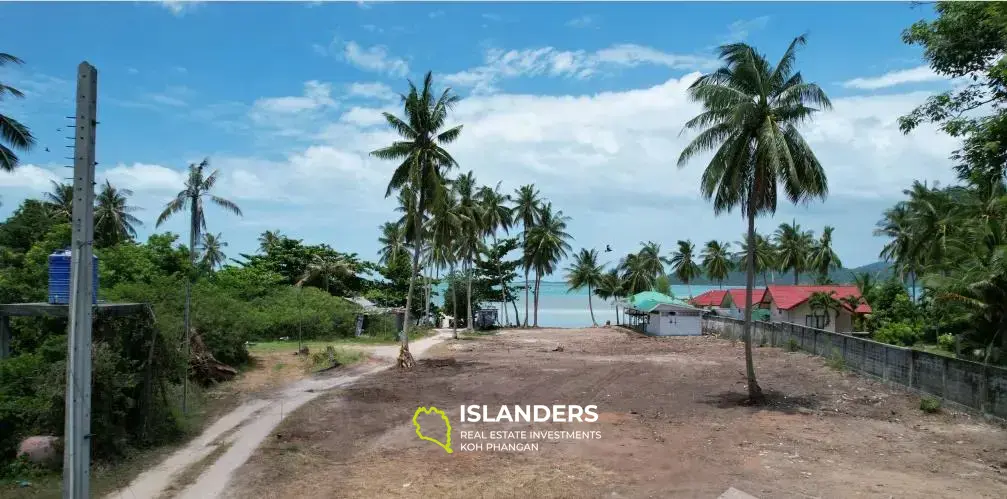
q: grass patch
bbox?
[826,348,846,371]
[913,343,957,359]
[309,347,366,372]
[786,338,800,352]
[159,440,234,498]
[920,396,942,414]
[248,328,432,354]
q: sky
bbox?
[0,1,957,272]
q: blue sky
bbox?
[0,1,954,271]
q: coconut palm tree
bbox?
[428,189,465,337]
[94,179,143,247]
[566,248,604,326]
[44,180,73,222]
[377,221,407,265]
[512,184,544,327]
[668,240,702,297]
[638,241,666,280]
[477,181,514,325]
[735,232,776,287]
[677,35,831,402]
[0,53,36,172]
[454,171,483,331]
[619,252,655,295]
[200,233,228,271]
[807,290,842,329]
[257,230,284,253]
[774,220,815,285]
[526,202,572,326]
[370,71,462,366]
[809,225,842,281]
[701,240,733,288]
[595,269,626,324]
[156,159,243,413]
[296,253,352,293]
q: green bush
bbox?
[786,338,800,352]
[937,333,956,352]
[920,397,942,413]
[873,322,922,347]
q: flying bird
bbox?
[605,245,612,252]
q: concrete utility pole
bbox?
[63,61,97,499]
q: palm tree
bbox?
[377,221,407,265]
[297,253,351,293]
[595,269,625,325]
[852,271,877,300]
[809,226,842,280]
[428,190,464,337]
[668,240,702,297]
[258,230,284,253]
[370,71,462,366]
[638,241,666,280]
[807,291,842,329]
[512,184,544,327]
[94,179,143,247]
[454,171,483,331]
[735,232,776,287]
[774,220,814,285]
[0,53,36,172]
[44,180,73,222]
[200,233,228,271]
[619,252,655,295]
[526,202,572,326]
[156,159,243,413]
[477,182,513,326]
[566,248,604,326]
[875,203,920,300]
[677,35,831,402]
[701,240,733,288]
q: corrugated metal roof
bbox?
[625,291,699,313]
[764,285,873,314]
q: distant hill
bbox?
[667,261,895,286]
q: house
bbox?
[690,290,733,309]
[622,291,704,336]
[343,296,406,334]
[761,285,872,333]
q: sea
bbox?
[436,281,744,328]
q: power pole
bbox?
[63,61,97,499]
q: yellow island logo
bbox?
[413,406,453,454]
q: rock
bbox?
[552,346,564,352]
[18,436,61,469]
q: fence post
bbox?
[908,349,916,389]
[882,346,889,382]
[942,356,949,400]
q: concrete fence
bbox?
[702,316,1007,420]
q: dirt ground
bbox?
[225,327,1007,499]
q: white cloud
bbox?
[842,65,944,90]
[341,41,409,77]
[346,81,396,101]
[566,15,598,29]
[0,164,58,190]
[720,16,770,43]
[444,44,718,94]
[252,80,336,115]
[127,67,139,75]
[102,163,187,193]
[159,1,201,16]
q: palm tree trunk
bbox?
[687,281,693,298]
[794,268,799,285]
[511,298,520,327]
[523,268,530,327]
[911,271,917,302]
[466,259,474,332]
[587,284,597,326]
[182,199,198,414]
[492,234,508,326]
[615,303,620,325]
[423,258,431,325]
[451,265,459,339]
[400,189,424,365]
[743,202,764,402]
[533,271,541,327]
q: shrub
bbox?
[786,338,800,352]
[937,333,956,352]
[826,348,846,371]
[920,397,942,413]
[873,322,922,347]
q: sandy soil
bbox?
[105,331,452,499]
[225,327,1007,499]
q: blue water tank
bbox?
[47,249,99,305]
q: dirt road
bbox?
[225,327,1007,498]
[105,330,452,499]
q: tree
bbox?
[677,35,832,402]
[809,226,842,280]
[370,71,462,366]
[95,179,143,248]
[155,158,243,413]
[477,237,522,327]
[807,291,842,329]
[0,53,36,172]
[526,202,571,326]
[258,230,284,254]
[428,189,464,336]
[566,248,604,326]
[735,232,776,287]
[638,241,666,280]
[619,252,655,295]
[668,240,702,297]
[477,181,514,326]
[44,180,73,222]
[296,253,352,294]
[701,240,733,288]
[512,184,543,327]
[200,232,227,271]
[377,221,406,265]
[595,269,626,325]
[774,220,814,285]
[454,171,483,332]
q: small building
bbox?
[622,291,703,336]
[761,285,872,333]
[690,289,733,309]
[344,296,406,334]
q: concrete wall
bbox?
[703,316,1007,420]
[647,311,701,336]
[769,301,855,333]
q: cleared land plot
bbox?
[226,327,1007,499]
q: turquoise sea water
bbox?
[437,281,745,328]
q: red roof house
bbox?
[727,288,766,309]
[690,290,732,308]
[762,285,871,332]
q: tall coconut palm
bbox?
[701,240,734,288]
[809,225,842,280]
[156,159,243,413]
[677,35,831,402]
[512,184,544,327]
[44,180,73,222]
[258,230,284,253]
[638,241,666,280]
[377,221,407,265]
[875,203,920,299]
[94,179,143,247]
[619,252,655,295]
[566,248,604,326]
[454,171,482,331]
[297,253,351,293]
[774,220,815,285]
[200,233,228,271]
[370,71,462,367]
[428,190,464,337]
[0,53,36,172]
[595,269,626,324]
[735,232,776,287]
[477,181,514,325]
[526,202,572,326]
[668,239,702,297]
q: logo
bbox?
[413,406,453,454]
